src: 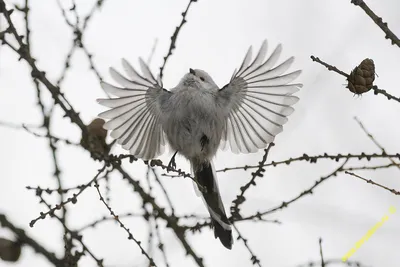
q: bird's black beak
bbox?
[189,68,195,75]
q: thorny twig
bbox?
[26,174,108,195]
[345,171,400,195]
[14,0,71,256]
[55,0,106,91]
[355,117,400,170]
[0,121,79,146]
[233,224,262,267]
[154,218,170,267]
[351,0,400,48]
[237,160,349,222]
[231,143,274,220]
[29,166,106,227]
[343,162,399,171]
[151,167,176,215]
[218,151,400,173]
[77,212,145,231]
[159,0,198,81]
[115,164,205,267]
[38,195,104,266]
[0,214,63,266]
[93,177,156,266]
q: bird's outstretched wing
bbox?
[217,40,302,153]
[97,58,171,160]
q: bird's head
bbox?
[180,68,218,91]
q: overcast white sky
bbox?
[1,0,400,266]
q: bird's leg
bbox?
[167,151,178,172]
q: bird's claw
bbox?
[167,151,178,172]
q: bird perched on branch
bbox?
[97,40,302,249]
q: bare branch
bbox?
[29,166,106,227]
[218,152,400,173]
[351,0,400,47]
[159,0,198,81]
[233,224,262,267]
[319,238,325,267]
[231,143,274,220]
[237,160,348,222]
[0,214,63,266]
[93,177,156,266]
[345,171,400,195]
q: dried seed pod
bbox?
[87,118,107,140]
[347,58,375,94]
[0,238,21,262]
[81,118,109,159]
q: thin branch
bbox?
[319,238,325,267]
[233,224,262,267]
[0,7,88,132]
[159,0,198,81]
[56,44,76,86]
[310,55,400,103]
[310,55,349,78]
[26,173,108,195]
[154,219,170,267]
[77,213,144,231]
[345,171,400,195]
[351,0,400,48]
[149,158,205,191]
[151,167,176,215]
[296,258,371,267]
[147,38,158,66]
[115,164,205,267]
[355,117,400,170]
[0,214,63,266]
[237,160,348,222]
[343,162,399,171]
[0,121,78,146]
[38,195,104,266]
[93,178,156,266]
[82,0,105,31]
[231,143,274,220]
[81,42,103,83]
[145,167,155,267]
[218,152,400,173]
[29,166,106,227]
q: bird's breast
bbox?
[162,89,224,159]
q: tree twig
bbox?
[351,0,400,48]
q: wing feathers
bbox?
[97,59,169,159]
[218,40,301,153]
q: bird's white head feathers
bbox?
[179,68,219,91]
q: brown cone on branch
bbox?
[347,58,375,94]
[0,237,22,262]
[81,118,109,159]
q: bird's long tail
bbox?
[191,160,233,249]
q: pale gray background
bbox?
[0,0,400,266]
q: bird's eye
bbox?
[200,77,205,82]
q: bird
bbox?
[97,40,302,249]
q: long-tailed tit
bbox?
[97,40,302,249]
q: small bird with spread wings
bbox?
[97,40,302,249]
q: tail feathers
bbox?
[213,219,233,249]
[193,160,233,250]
